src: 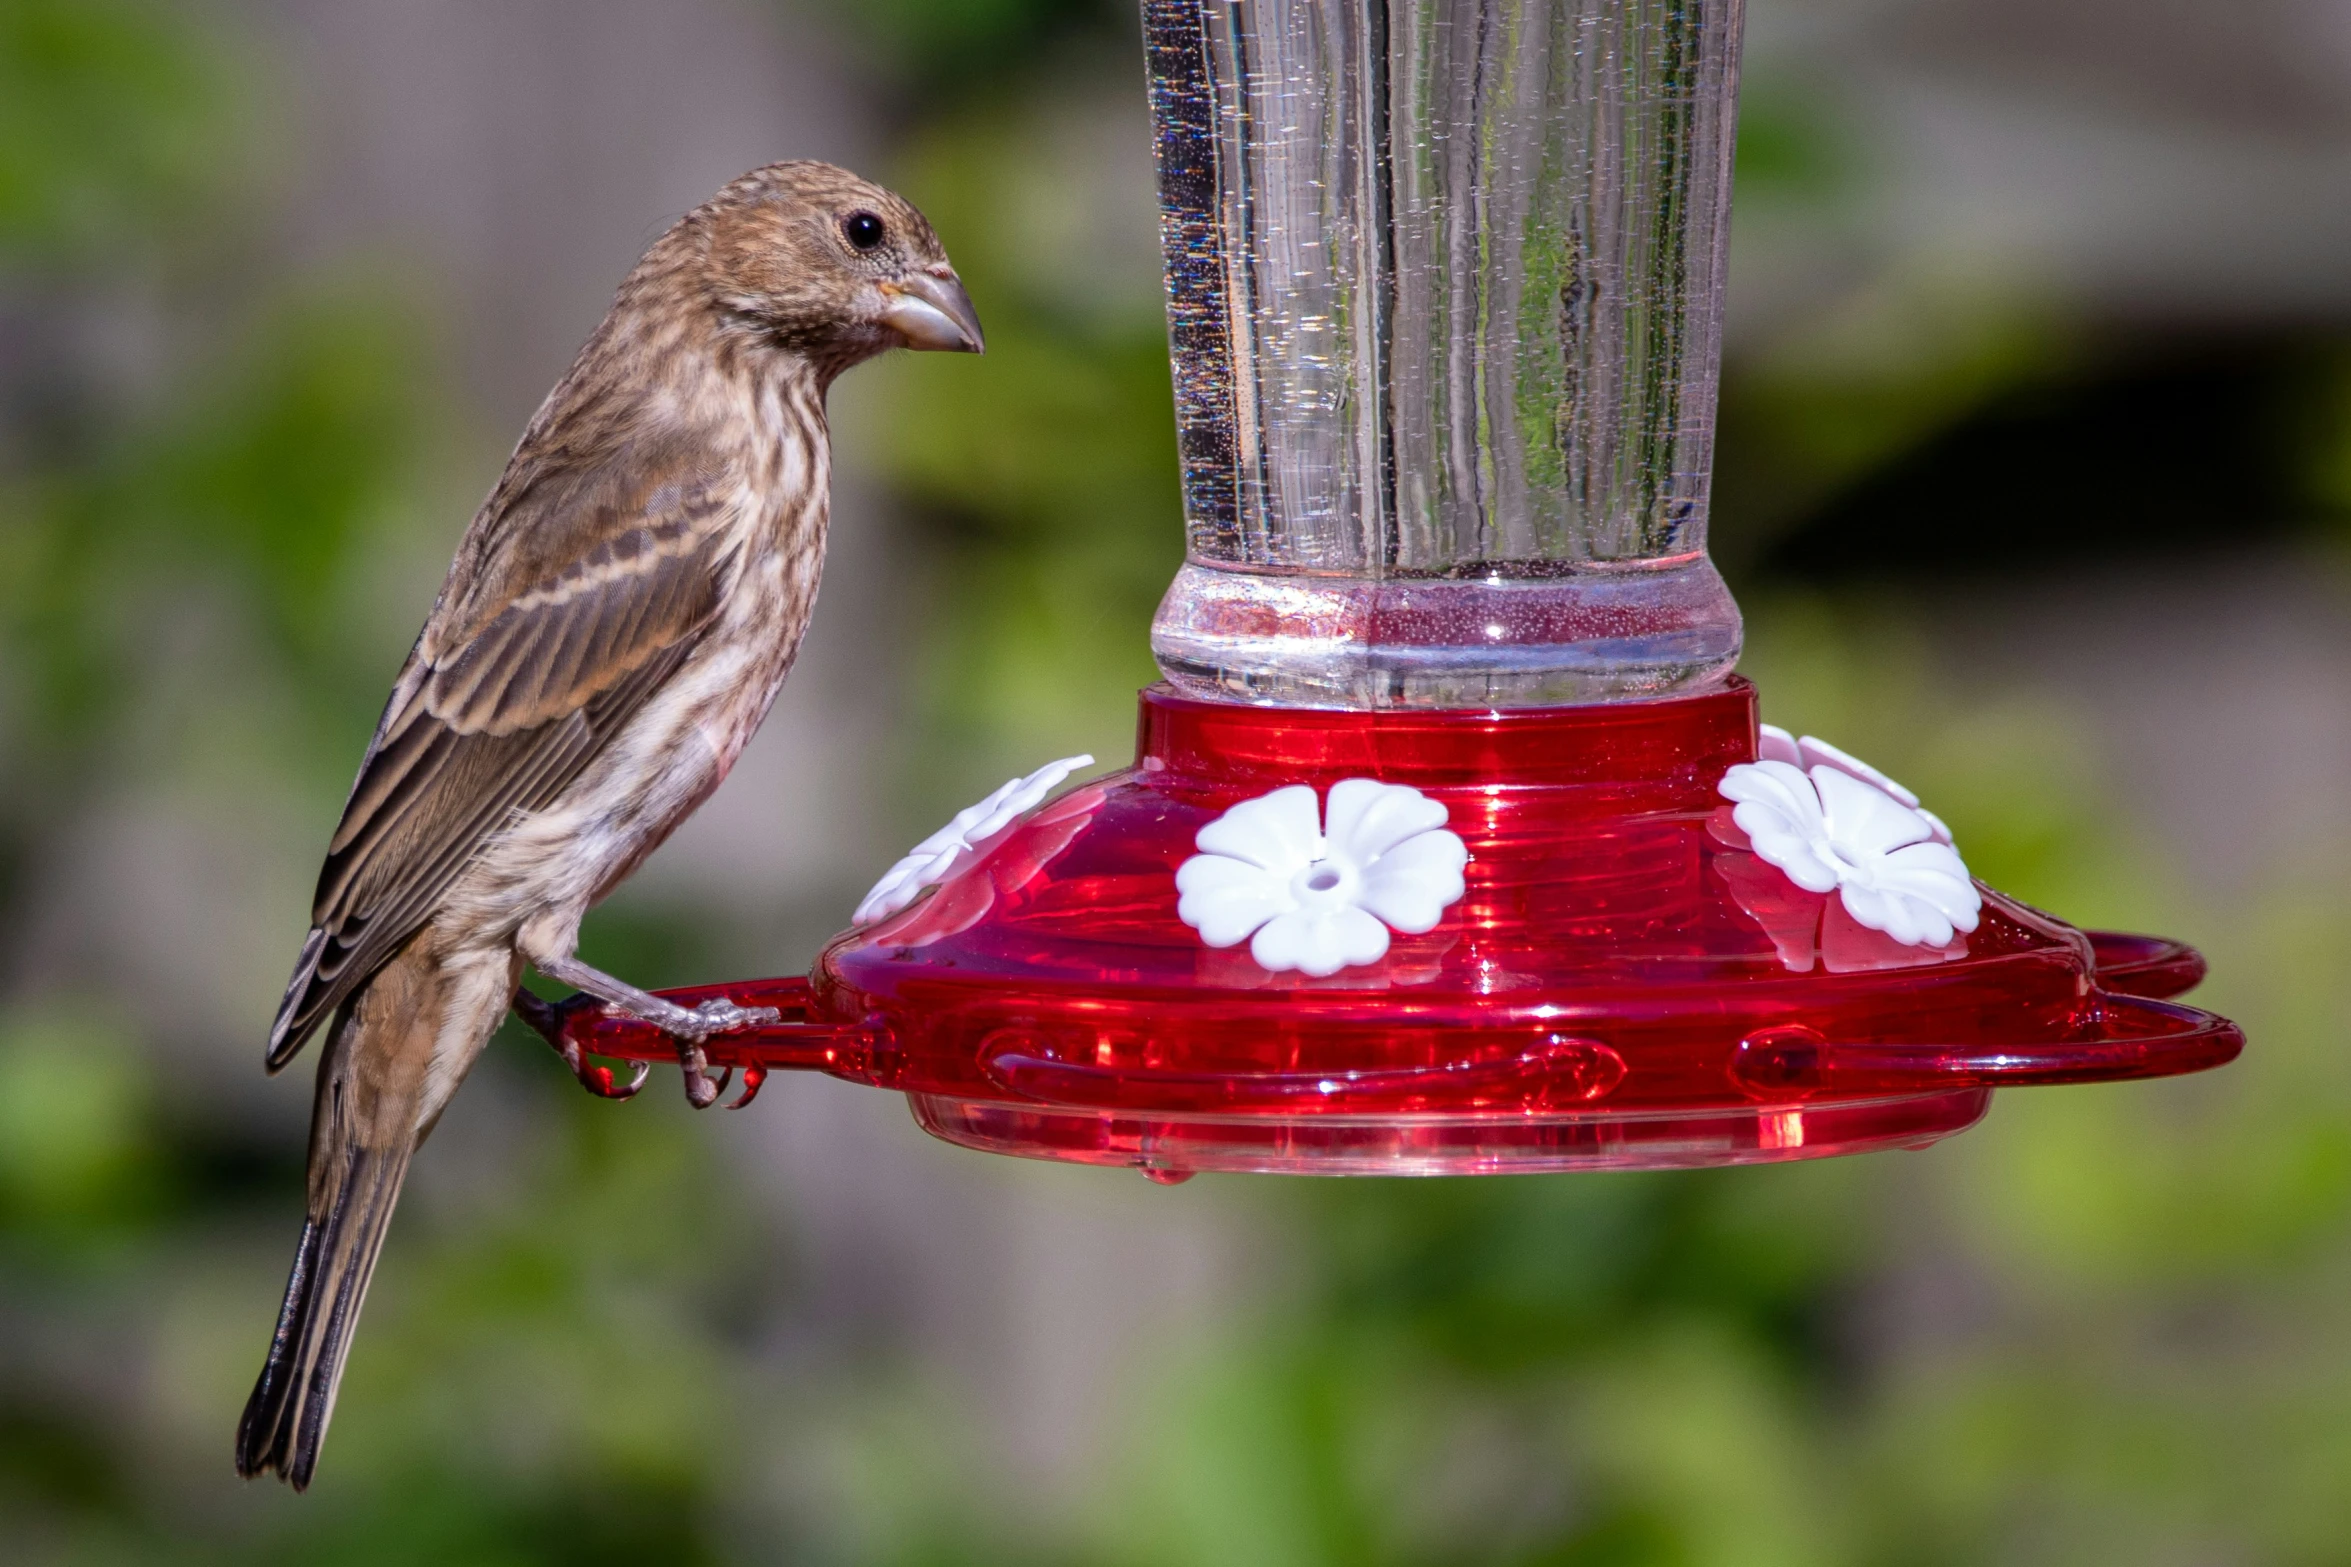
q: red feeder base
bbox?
[561,678,2241,1177]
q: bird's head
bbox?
[692,161,983,376]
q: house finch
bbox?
[234,162,981,1490]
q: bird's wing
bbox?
[265,447,742,1069]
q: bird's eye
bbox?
[842,211,886,251]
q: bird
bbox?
[233,161,982,1491]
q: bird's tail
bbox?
[236,939,443,1491]
[233,1144,411,1489]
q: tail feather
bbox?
[238,937,455,1491]
[235,1213,320,1475]
[235,1142,411,1488]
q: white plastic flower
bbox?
[1722,730,1979,947]
[1758,724,1952,842]
[1176,779,1469,977]
[853,755,1094,925]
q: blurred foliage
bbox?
[823,0,1124,105]
[0,0,2347,1562]
[4,288,428,761]
[0,1005,157,1237]
[0,0,232,259]
[1710,301,2069,574]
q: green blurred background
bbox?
[3,0,2349,1560]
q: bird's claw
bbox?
[568,1042,652,1100]
[726,1065,768,1110]
[672,1000,777,1109]
[513,989,649,1101]
[677,1042,731,1109]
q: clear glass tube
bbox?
[1143,0,1747,706]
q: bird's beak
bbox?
[878,269,985,354]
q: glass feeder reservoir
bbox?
[1146,0,1744,707]
[558,0,2241,1177]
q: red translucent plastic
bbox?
[2081,930,2207,1000]
[561,679,2242,1176]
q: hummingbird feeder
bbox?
[560,0,2240,1176]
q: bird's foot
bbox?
[671,999,779,1110]
[677,1041,730,1109]
[512,988,649,1101]
[675,996,782,1041]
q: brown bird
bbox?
[234,161,981,1490]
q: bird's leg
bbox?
[527,951,778,1109]
[511,986,649,1100]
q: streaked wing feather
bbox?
[267,470,736,1069]
[330,648,687,977]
